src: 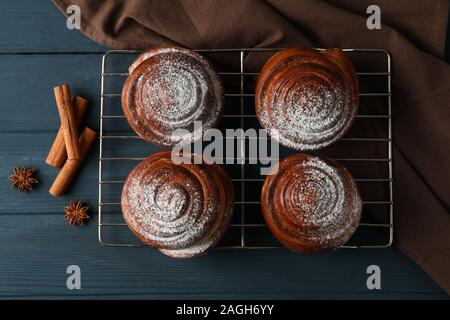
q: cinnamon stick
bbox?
[54,84,80,160]
[46,96,88,168]
[49,127,97,197]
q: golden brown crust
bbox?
[255,48,359,150]
[261,154,362,253]
[121,151,234,258]
[122,47,224,148]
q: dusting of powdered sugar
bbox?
[122,161,218,250]
[257,59,357,150]
[159,200,234,258]
[269,155,362,249]
[124,47,224,147]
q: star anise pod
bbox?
[64,201,90,226]
[8,166,39,192]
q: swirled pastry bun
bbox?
[261,154,362,253]
[122,47,224,147]
[255,48,359,150]
[121,151,234,258]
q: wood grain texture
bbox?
[0,215,446,298]
[0,0,105,53]
[0,0,447,299]
[0,132,99,214]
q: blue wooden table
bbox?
[0,1,447,299]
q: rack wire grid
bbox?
[98,48,393,249]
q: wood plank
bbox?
[0,0,105,53]
[0,55,102,213]
[0,215,446,298]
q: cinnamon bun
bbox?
[121,151,234,258]
[261,154,362,252]
[122,47,224,147]
[255,48,359,150]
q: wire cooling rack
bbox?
[98,48,393,249]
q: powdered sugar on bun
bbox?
[121,151,234,258]
[261,154,362,252]
[122,47,224,147]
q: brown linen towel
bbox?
[52,0,450,293]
